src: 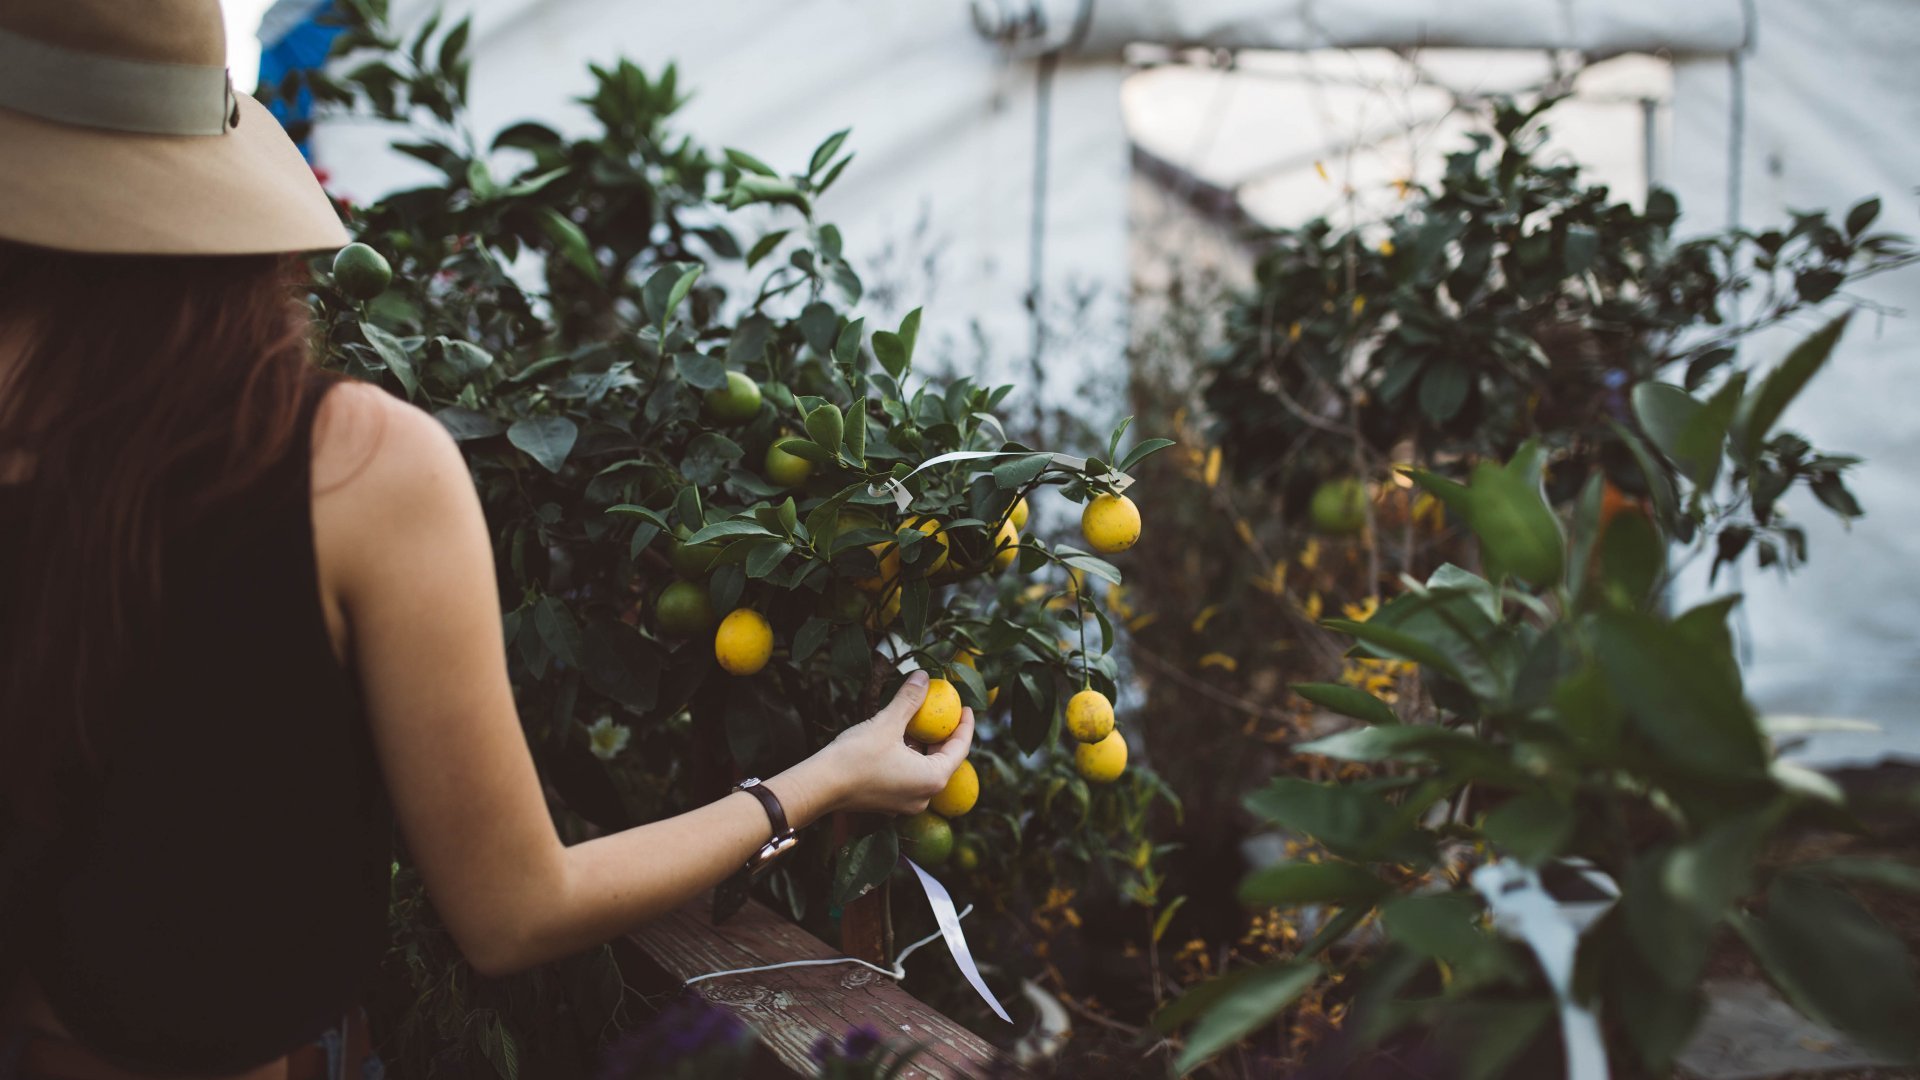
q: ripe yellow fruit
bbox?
[854,542,901,593]
[1065,688,1115,743]
[714,609,773,675]
[930,759,979,817]
[906,676,962,743]
[1081,493,1141,553]
[1075,730,1128,783]
[908,516,950,574]
[991,520,1020,572]
[865,588,901,631]
[1009,496,1030,530]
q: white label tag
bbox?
[903,856,1013,1023]
[868,450,1132,511]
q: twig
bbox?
[1128,642,1294,723]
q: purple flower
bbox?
[841,1025,883,1060]
[596,996,751,1078]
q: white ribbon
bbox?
[1471,860,1620,1080]
[903,855,1013,1022]
[867,450,1133,512]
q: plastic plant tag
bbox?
[1471,859,1619,1080]
[902,855,1013,1022]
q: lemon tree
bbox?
[1160,347,1920,1075]
[297,6,1178,1074]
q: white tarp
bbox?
[311,0,1133,417]
[310,0,1919,763]
[1666,0,1920,766]
[1005,0,1748,57]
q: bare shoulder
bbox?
[310,379,483,604]
[311,378,469,509]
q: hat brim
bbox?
[0,93,349,256]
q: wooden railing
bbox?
[617,892,1004,1079]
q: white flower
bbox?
[586,715,631,760]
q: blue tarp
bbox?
[256,0,343,155]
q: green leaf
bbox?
[745,229,789,269]
[896,307,922,361]
[1610,421,1679,526]
[685,519,776,545]
[724,147,778,177]
[360,323,419,398]
[872,330,908,378]
[1238,860,1388,907]
[1797,856,1920,893]
[1118,437,1177,472]
[673,350,728,390]
[1735,312,1850,459]
[1290,682,1398,725]
[506,416,578,473]
[805,402,845,454]
[991,453,1052,491]
[1294,724,1494,769]
[1243,778,1433,864]
[1480,793,1573,865]
[1171,962,1321,1074]
[830,829,899,906]
[1465,448,1563,585]
[1322,619,1461,682]
[535,206,598,280]
[808,128,852,178]
[1593,610,1768,779]
[1379,893,1495,968]
[1737,875,1920,1061]
[661,264,702,332]
[1418,362,1471,423]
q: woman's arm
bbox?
[312,385,972,976]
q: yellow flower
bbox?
[1191,604,1222,633]
[1351,295,1367,316]
[1234,518,1257,549]
[1127,612,1160,632]
[1204,446,1223,488]
[1379,238,1396,256]
[1288,321,1302,343]
[1302,592,1324,621]
[1198,652,1238,672]
[1300,539,1321,571]
[1341,596,1379,623]
[1314,160,1329,182]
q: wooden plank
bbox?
[622,894,1004,1079]
[833,811,889,964]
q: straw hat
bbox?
[0,0,348,254]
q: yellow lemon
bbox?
[714,609,773,675]
[908,516,951,574]
[855,544,901,593]
[991,520,1020,572]
[1065,688,1115,743]
[865,588,901,631]
[906,676,962,743]
[930,759,979,817]
[1009,496,1030,530]
[1075,729,1128,783]
[1081,493,1141,553]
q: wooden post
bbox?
[833,811,889,964]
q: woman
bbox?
[0,2,974,1078]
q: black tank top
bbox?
[0,376,393,1074]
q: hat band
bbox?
[0,25,237,136]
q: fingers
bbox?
[875,669,931,729]
[924,708,975,775]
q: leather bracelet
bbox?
[734,777,797,875]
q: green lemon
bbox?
[669,526,718,579]
[703,371,763,424]
[332,243,392,300]
[655,580,716,637]
[896,811,954,867]
[765,437,814,488]
[1309,477,1369,534]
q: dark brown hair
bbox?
[0,238,327,833]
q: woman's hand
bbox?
[780,670,976,819]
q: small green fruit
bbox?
[765,437,814,488]
[1309,477,1369,535]
[897,811,954,867]
[704,371,763,424]
[332,242,392,300]
[655,580,716,637]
